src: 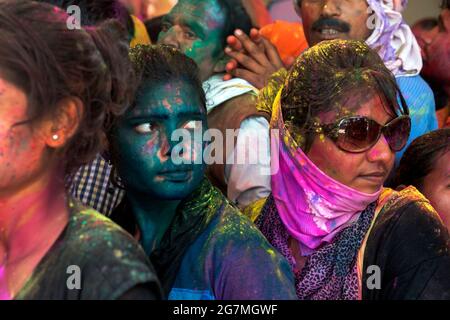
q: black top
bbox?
[16,199,162,300]
[362,189,450,300]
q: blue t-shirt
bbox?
[395,75,437,163]
[168,202,297,300]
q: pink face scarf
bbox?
[270,89,381,256]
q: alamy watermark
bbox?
[168,122,279,176]
[66,5,81,30]
[366,265,381,290]
[366,6,381,31]
[65,263,381,291]
[66,265,81,290]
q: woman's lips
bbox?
[157,170,192,182]
[358,172,387,184]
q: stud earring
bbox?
[52,134,59,141]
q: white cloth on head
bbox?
[203,74,258,112]
[203,75,271,209]
[366,0,422,77]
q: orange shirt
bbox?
[260,20,308,63]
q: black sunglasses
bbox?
[321,115,411,153]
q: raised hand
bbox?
[224,28,292,89]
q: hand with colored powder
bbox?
[224,22,308,89]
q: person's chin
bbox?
[153,171,203,198]
[152,184,196,201]
[355,175,385,194]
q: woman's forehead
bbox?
[129,81,202,116]
[169,0,226,31]
[319,93,394,124]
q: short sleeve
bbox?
[82,233,162,299]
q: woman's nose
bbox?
[159,26,181,50]
[366,134,394,163]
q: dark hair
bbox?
[281,39,408,151]
[127,44,205,112]
[0,0,135,173]
[37,0,135,40]
[423,75,449,111]
[217,0,253,47]
[442,0,449,9]
[395,128,450,190]
[145,15,165,43]
[413,18,439,31]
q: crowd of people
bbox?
[0,0,449,300]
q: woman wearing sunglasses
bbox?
[245,39,450,300]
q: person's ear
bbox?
[213,52,230,73]
[44,97,84,149]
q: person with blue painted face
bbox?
[108,45,297,300]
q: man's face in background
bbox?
[157,0,227,81]
[420,8,450,91]
[297,0,372,46]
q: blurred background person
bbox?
[413,0,450,127]
[396,128,450,231]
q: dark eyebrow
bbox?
[127,112,169,121]
[184,19,206,39]
[127,110,202,121]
